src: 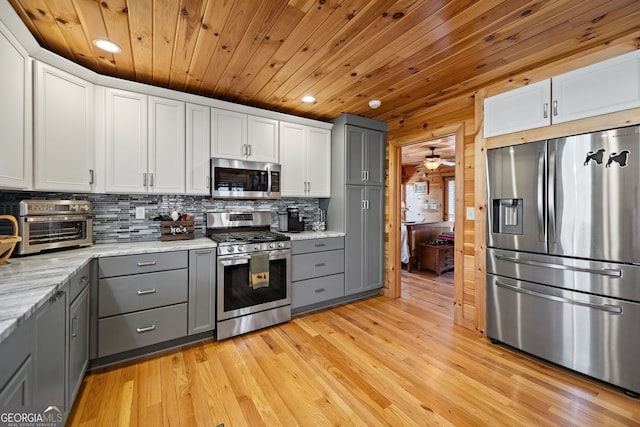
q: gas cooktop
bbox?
[205,210,291,255]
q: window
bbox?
[444,177,455,221]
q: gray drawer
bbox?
[292,274,344,309]
[69,262,91,303]
[292,249,344,282]
[99,269,188,317]
[292,237,344,255]
[0,316,33,390]
[98,303,187,357]
[99,251,188,278]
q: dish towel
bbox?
[250,252,270,289]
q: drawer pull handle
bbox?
[137,261,157,267]
[136,325,156,333]
[79,276,89,285]
[315,263,326,267]
[137,288,157,295]
[314,288,326,293]
[315,243,326,247]
[71,316,78,337]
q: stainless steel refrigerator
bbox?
[486,124,640,397]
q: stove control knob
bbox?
[269,243,276,249]
[278,242,285,248]
[237,245,245,252]
[254,245,260,251]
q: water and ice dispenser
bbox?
[492,198,523,235]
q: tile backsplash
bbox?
[0,192,320,244]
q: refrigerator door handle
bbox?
[537,151,545,242]
[495,280,622,314]
[494,253,622,277]
[548,145,557,244]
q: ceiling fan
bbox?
[424,147,455,170]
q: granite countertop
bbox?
[0,238,218,343]
[283,230,345,240]
[0,231,344,343]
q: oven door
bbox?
[217,249,291,321]
[20,215,93,254]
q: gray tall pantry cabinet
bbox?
[322,114,386,296]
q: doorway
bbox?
[400,136,455,278]
[387,123,465,326]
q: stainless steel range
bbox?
[206,210,291,340]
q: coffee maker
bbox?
[286,207,304,232]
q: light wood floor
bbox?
[68,270,640,426]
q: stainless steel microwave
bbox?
[210,158,281,199]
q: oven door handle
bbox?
[220,257,250,266]
[218,249,291,266]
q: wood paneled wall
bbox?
[385,33,640,332]
[402,164,454,223]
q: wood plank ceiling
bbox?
[8,0,640,163]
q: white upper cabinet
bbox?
[148,96,185,194]
[247,115,279,163]
[306,127,331,197]
[105,88,148,194]
[484,50,640,137]
[552,50,640,124]
[211,109,279,163]
[280,122,307,196]
[34,62,95,192]
[186,103,211,195]
[0,21,31,190]
[211,109,247,160]
[483,79,551,138]
[280,122,331,197]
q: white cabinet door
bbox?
[148,96,185,194]
[105,88,148,194]
[211,109,246,160]
[483,79,551,138]
[247,115,279,162]
[279,122,307,196]
[552,50,640,124]
[186,103,211,195]
[34,62,95,192]
[280,122,331,197]
[307,127,331,197]
[0,22,31,190]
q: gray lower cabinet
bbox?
[33,287,66,410]
[188,249,216,335]
[291,237,345,311]
[0,263,90,420]
[97,252,189,358]
[0,316,33,407]
[98,304,188,357]
[67,284,90,409]
[345,185,384,295]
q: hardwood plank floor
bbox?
[68,271,640,426]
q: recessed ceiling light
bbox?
[93,39,121,53]
[302,95,316,103]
